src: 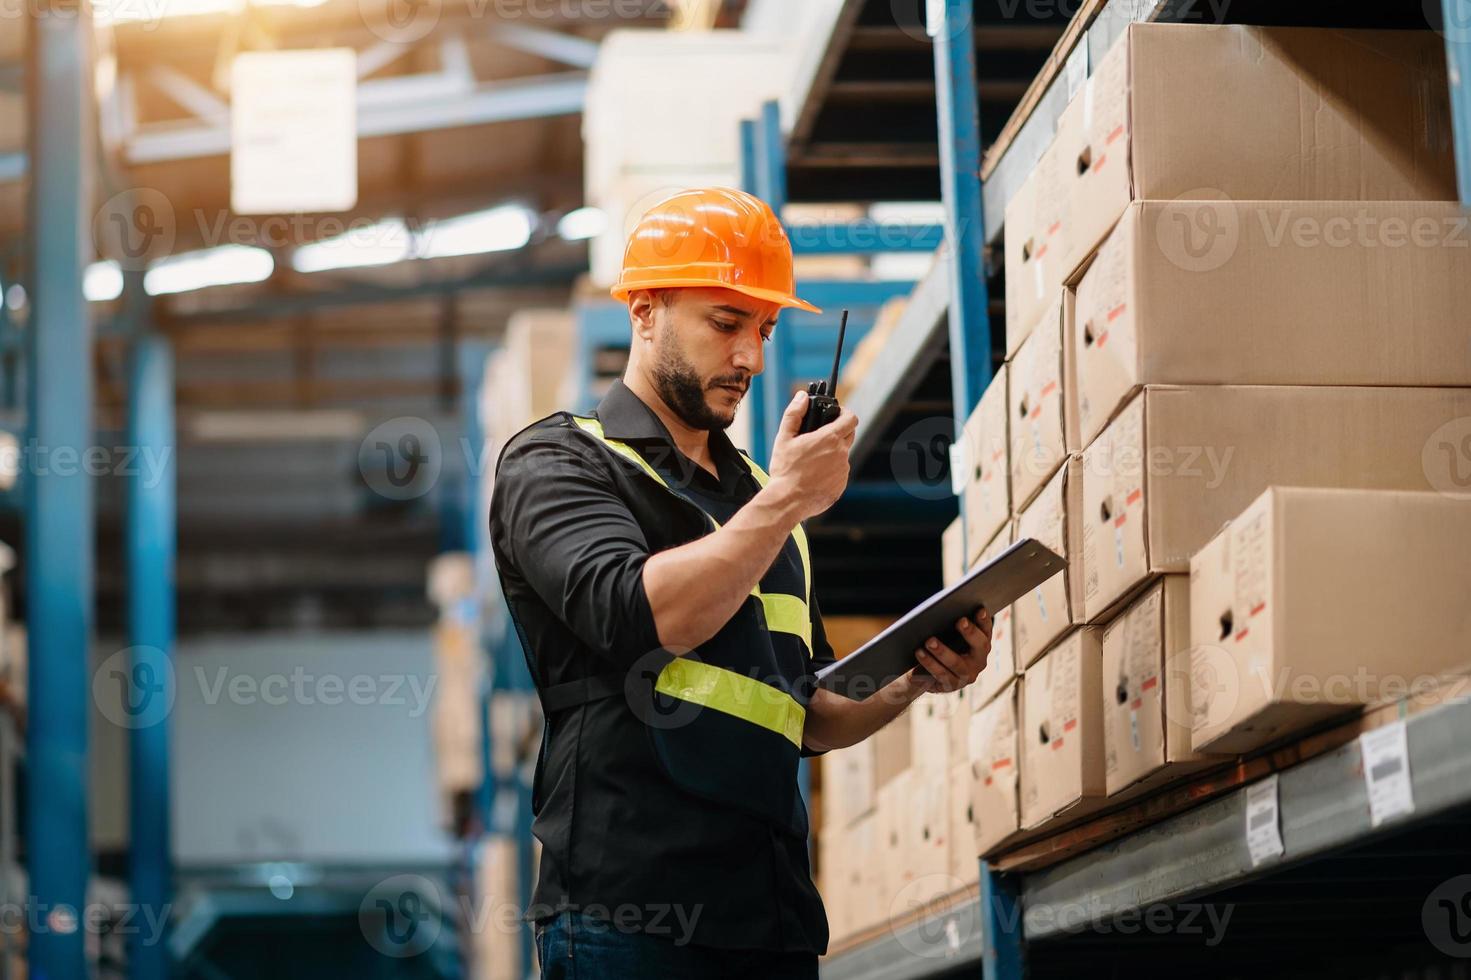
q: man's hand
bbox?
[766,391,858,523]
[909,610,993,694]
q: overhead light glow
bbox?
[557,206,607,242]
[415,205,533,260]
[144,245,273,296]
[292,219,413,274]
[4,284,25,312]
[95,0,327,27]
[84,260,125,303]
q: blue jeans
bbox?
[535,912,819,980]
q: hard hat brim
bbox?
[611,279,822,315]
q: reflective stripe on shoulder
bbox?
[573,415,816,655]
[655,657,805,749]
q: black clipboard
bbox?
[815,537,1064,701]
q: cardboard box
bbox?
[1190,487,1471,755]
[1079,385,1471,622]
[1020,628,1106,831]
[947,762,982,885]
[1003,147,1070,351]
[1009,293,1080,510]
[1102,576,1216,798]
[1012,23,1455,303]
[821,741,875,830]
[1012,456,1083,670]
[873,710,912,789]
[941,516,965,589]
[961,366,1011,564]
[906,774,952,904]
[969,680,1023,857]
[1072,201,1471,446]
[877,770,916,904]
[967,522,1017,711]
[911,690,957,779]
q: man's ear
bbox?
[628,290,660,344]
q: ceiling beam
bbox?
[489,24,600,69]
[125,70,588,165]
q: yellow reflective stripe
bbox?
[571,416,671,489]
[655,657,805,749]
[572,415,815,655]
[757,592,812,651]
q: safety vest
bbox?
[531,414,817,837]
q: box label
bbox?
[1360,721,1415,828]
[1245,774,1284,867]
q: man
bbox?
[490,188,992,979]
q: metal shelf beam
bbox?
[1022,699,1471,943]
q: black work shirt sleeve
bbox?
[492,435,662,668]
[801,586,839,759]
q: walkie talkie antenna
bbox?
[827,309,849,394]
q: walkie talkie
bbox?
[799,309,848,434]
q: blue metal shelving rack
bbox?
[805,0,1471,977]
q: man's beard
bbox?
[651,332,745,432]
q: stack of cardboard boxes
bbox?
[942,21,1471,871]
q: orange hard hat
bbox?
[610,187,821,313]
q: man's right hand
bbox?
[767,390,858,523]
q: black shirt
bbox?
[488,380,837,954]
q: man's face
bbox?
[639,287,781,431]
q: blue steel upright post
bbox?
[750,100,788,470]
[25,3,94,977]
[1444,0,1471,205]
[126,331,176,980]
[934,2,1022,977]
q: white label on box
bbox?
[948,442,967,497]
[1082,76,1095,132]
[1244,774,1284,867]
[1033,260,1045,300]
[1064,43,1089,102]
[1360,721,1415,827]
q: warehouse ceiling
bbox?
[0,0,754,632]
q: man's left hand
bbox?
[910,609,993,694]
